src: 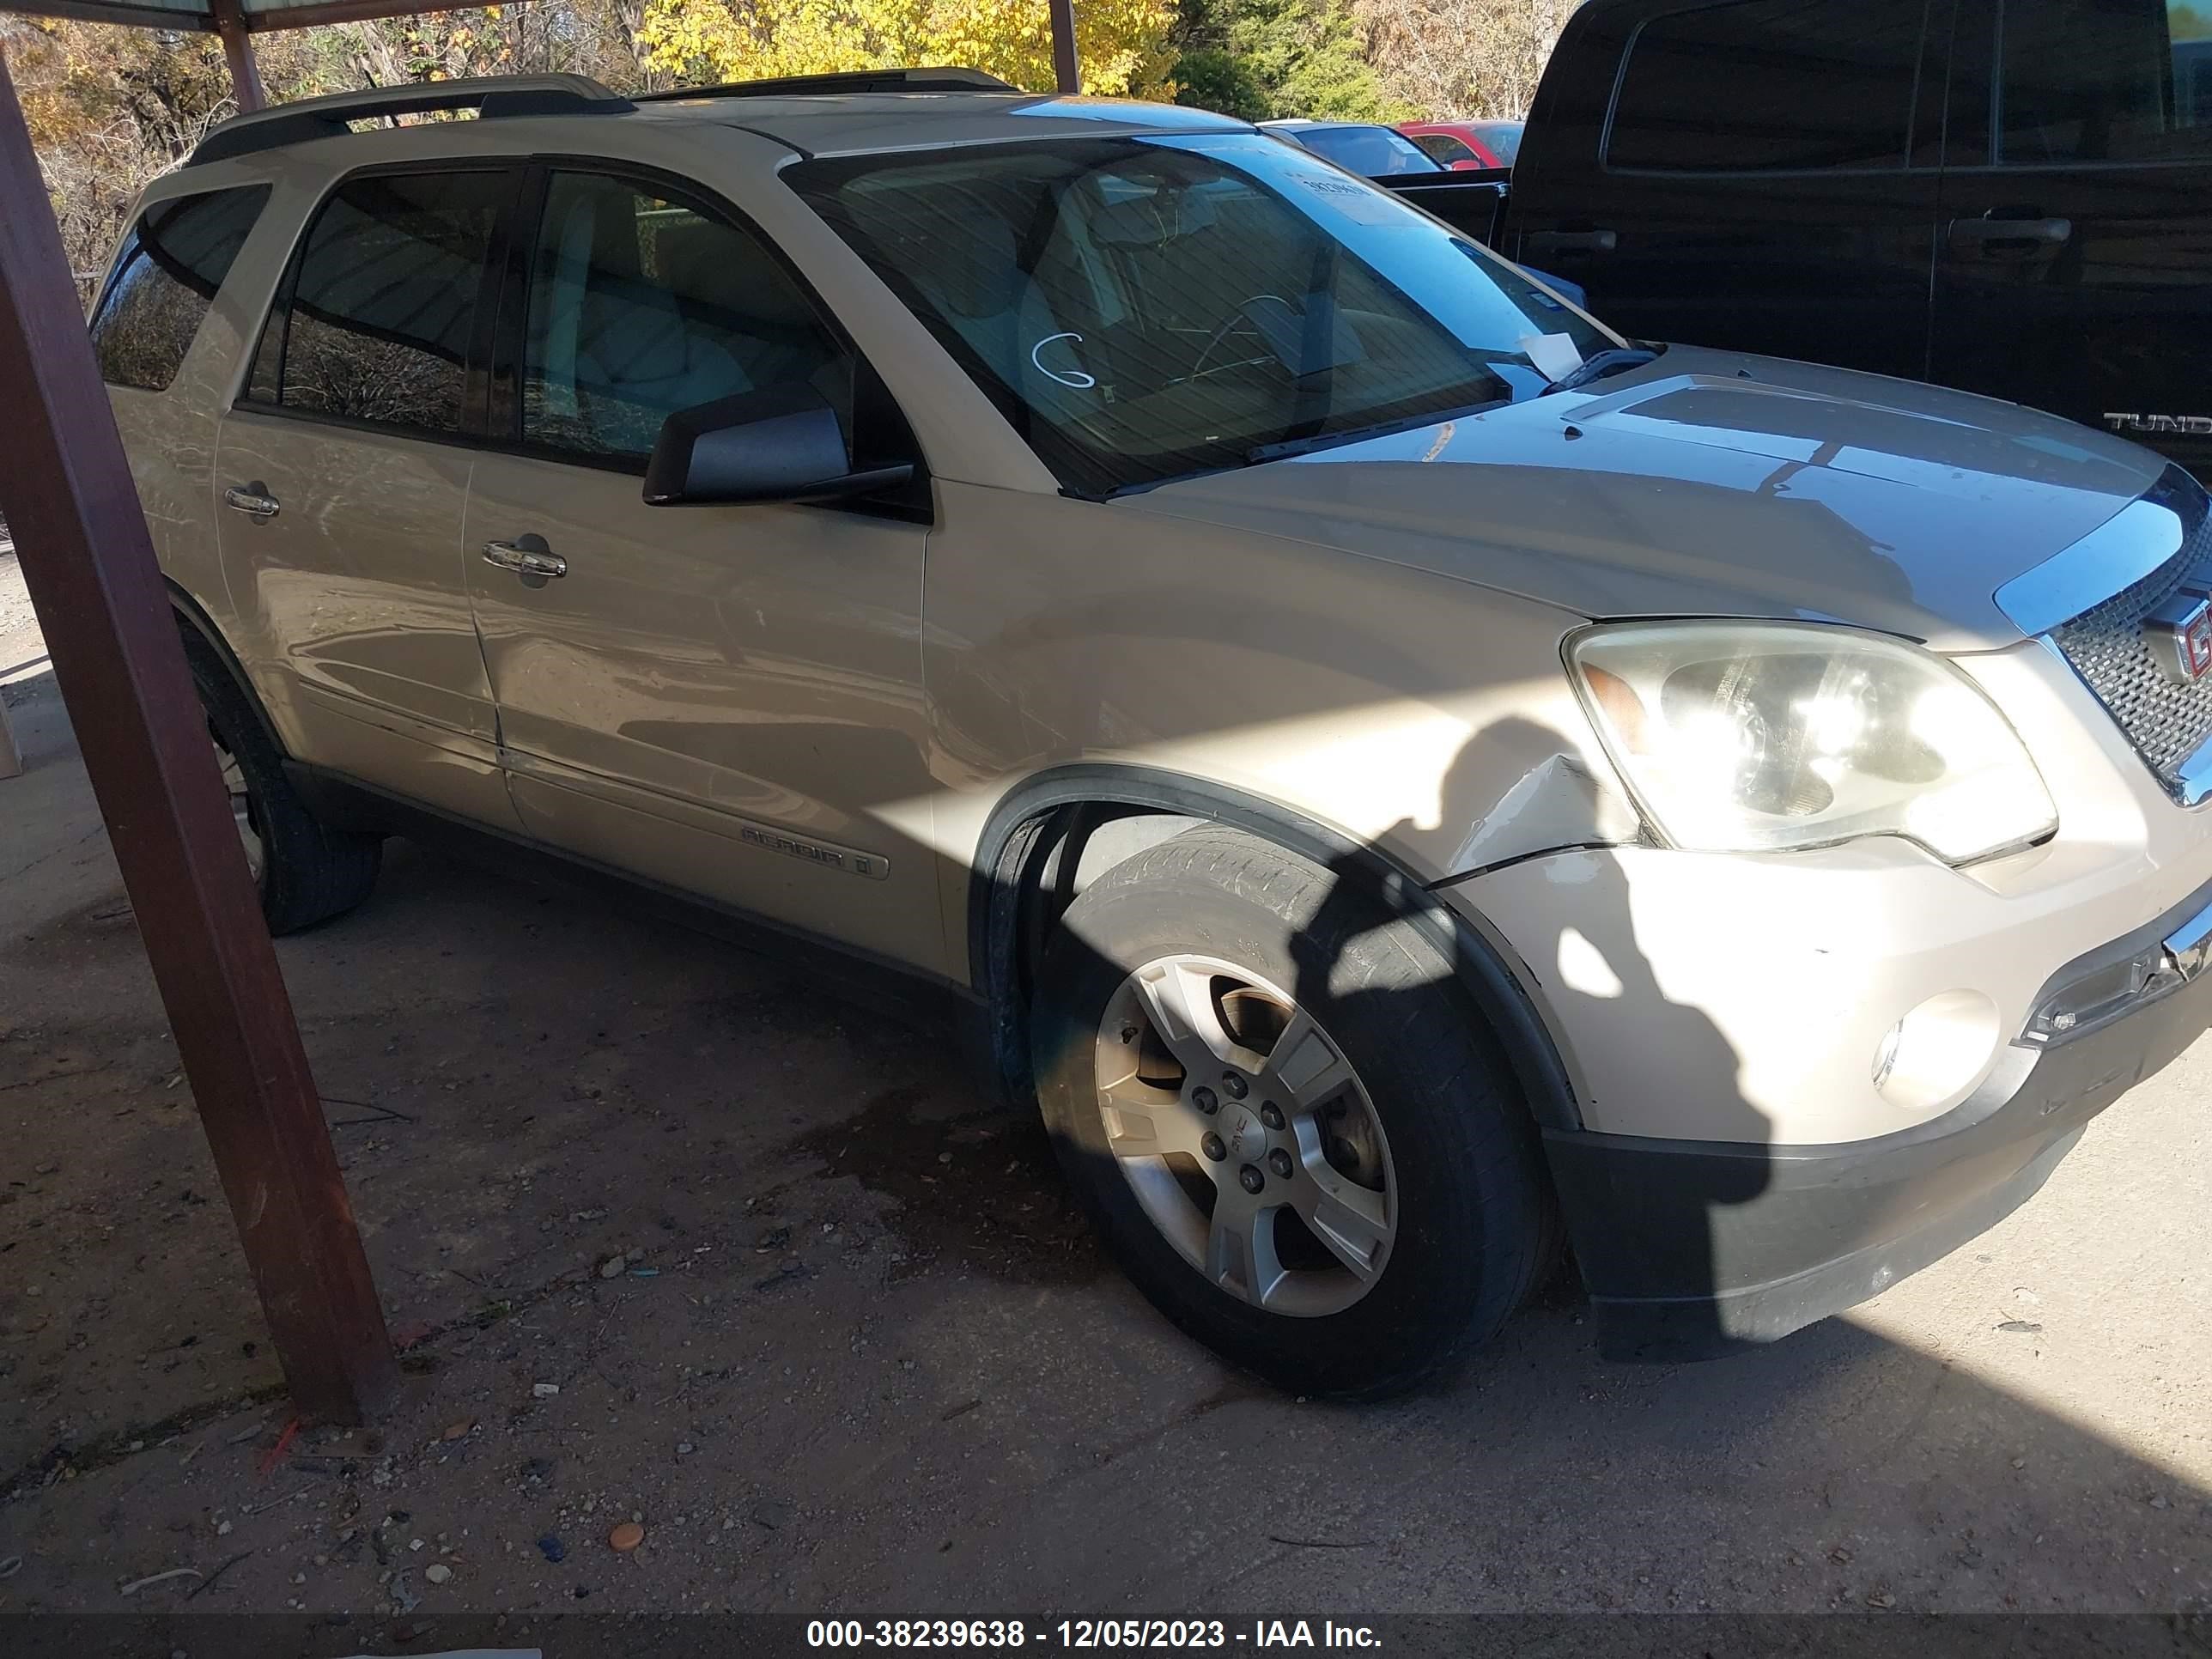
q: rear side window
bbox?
[1607,0,1929,171]
[90,186,269,392]
[247,170,509,434]
[1995,0,2212,165]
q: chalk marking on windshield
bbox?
[1031,332,1097,389]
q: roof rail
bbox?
[186,75,634,169]
[636,65,1016,102]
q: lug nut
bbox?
[1201,1132,1226,1162]
[1238,1164,1265,1194]
[1267,1148,1294,1179]
[1192,1086,1218,1115]
[1220,1073,1249,1099]
[1259,1102,1285,1130]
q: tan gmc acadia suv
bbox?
[94,68,2212,1399]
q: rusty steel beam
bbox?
[246,0,492,27]
[1048,0,1079,94]
[209,0,266,111]
[0,0,217,27]
[0,53,396,1423]
[0,0,496,29]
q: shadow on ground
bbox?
[1,672,2208,1619]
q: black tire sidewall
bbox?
[1031,830,1545,1399]
[181,631,378,935]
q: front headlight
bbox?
[1567,622,2057,865]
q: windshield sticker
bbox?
[1030,331,1098,390]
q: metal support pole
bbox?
[0,54,395,1423]
[210,0,266,112]
[1049,0,1079,94]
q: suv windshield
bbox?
[788,133,1615,496]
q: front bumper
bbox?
[1543,938,2212,1361]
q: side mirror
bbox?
[643,384,913,507]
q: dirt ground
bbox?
[1,562,2209,1630]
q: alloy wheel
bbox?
[210,722,266,885]
[1092,955,1395,1316]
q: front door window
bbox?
[520,172,853,463]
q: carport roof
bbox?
[5,0,484,32]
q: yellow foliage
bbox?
[635,0,1178,97]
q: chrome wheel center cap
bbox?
[1224,1106,1267,1166]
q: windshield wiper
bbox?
[1242,396,1512,466]
[1546,344,1661,393]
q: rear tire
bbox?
[1030,825,1552,1400]
[181,628,381,935]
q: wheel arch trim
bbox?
[166,579,288,757]
[966,763,1585,1133]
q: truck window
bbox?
[1606,0,1927,172]
[1411,132,1479,166]
[246,170,508,436]
[89,185,270,392]
[1994,0,2212,164]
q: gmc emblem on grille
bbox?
[2144,586,2212,682]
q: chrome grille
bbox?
[2050,477,2212,794]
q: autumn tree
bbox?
[635,0,1177,97]
[1170,0,1399,120]
[1360,0,1578,120]
[7,2,661,298]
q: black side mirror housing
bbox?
[643,384,914,507]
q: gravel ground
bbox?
[0,647,2207,1630]
[0,544,44,692]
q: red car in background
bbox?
[1398,120,1524,169]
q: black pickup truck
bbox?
[1323,0,2212,477]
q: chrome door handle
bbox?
[223,485,280,520]
[482,539,567,580]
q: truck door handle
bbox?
[482,538,567,580]
[1948,215,2072,252]
[1522,228,1617,254]
[222,484,280,520]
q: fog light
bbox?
[1871,990,2000,1115]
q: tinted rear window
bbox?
[90,186,270,392]
[1607,0,1928,171]
[248,170,508,434]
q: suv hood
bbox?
[1124,346,2166,652]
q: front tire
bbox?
[181,629,382,935]
[1030,826,1552,1399]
